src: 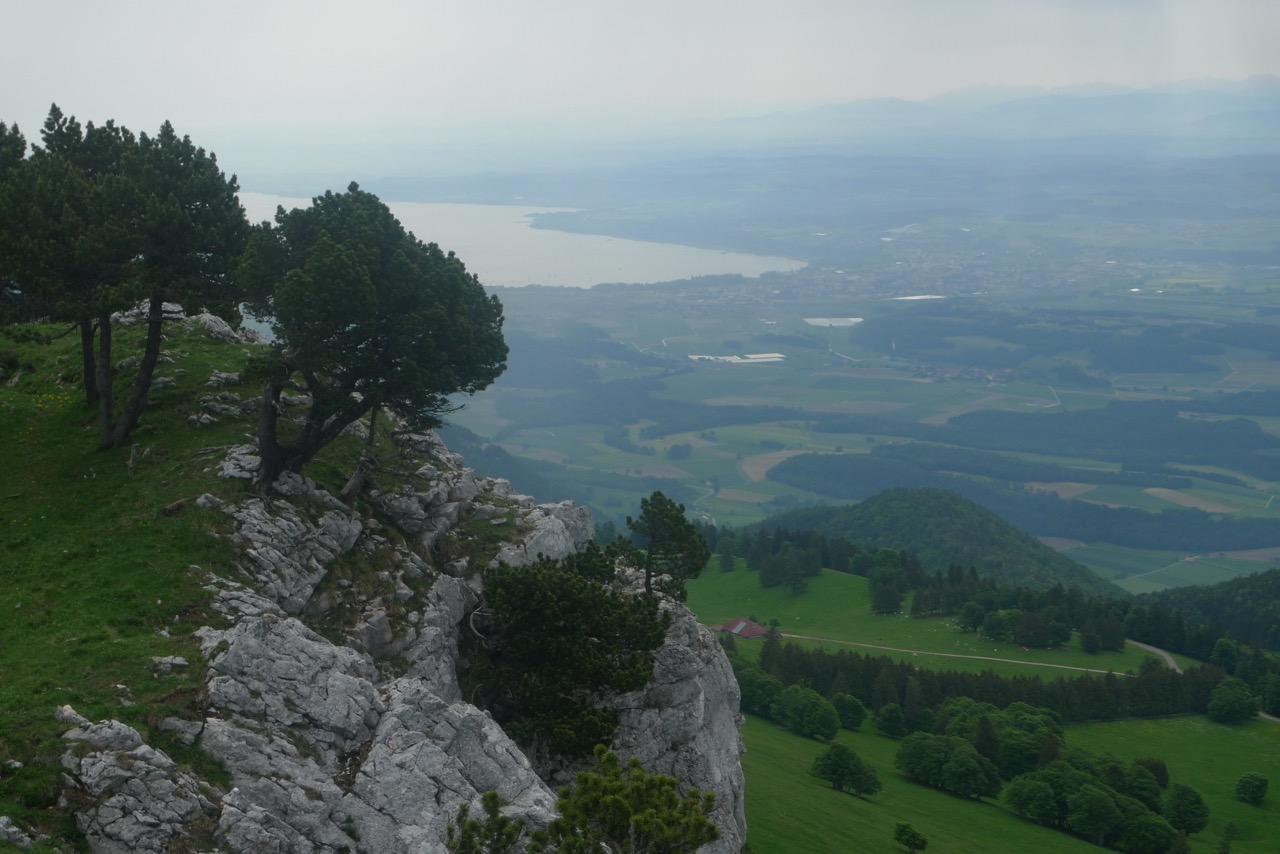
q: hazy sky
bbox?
[3,0,1277,178]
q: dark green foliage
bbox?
[1066,783,1121,845]
[528,745,718,854]
[732,660,783,716]
[1005,777,1058,824]
[1234,771,1268,805]
[241,182,506,487]
[475,546,668,757]
[831,693,867,730]
[0,104,249,447]
[717,535,736,573]
[875,703,907,739]
[626,491,711,600]
[1142,568,1280,651]
[1218,821,1238,854]
[894,732,1002,799]
[1207,676,1255,725]
[769,685,839,742]
[1115,811,1177,854]
[810,743,881,796]
[1134,757,1168,789]
[1123,763,1162,813]
[892,822,928,853]
[446,791,524,854]
[762,488,1118,595]
[957,601,985,632]
[1163,783,1209,835]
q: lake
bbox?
[240,193,805,288]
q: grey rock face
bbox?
[217,495,362,614]
[60,431,745,852]
[491,501,595,567]
[61,715,217,854]
[0,816,35,851]
[609,600,748,854]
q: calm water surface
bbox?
[240,193,805,288]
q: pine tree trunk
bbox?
[79,316,99,405]
[95,310,115,447]
[256,377,284,493]
[111,292,165,447]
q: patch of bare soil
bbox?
[1144,487,1238,513]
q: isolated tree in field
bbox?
[892,822,928,853]
[1207,676,1255,725]
[527,745,718,853]
[1,104,248,446]
[811,743,881,796]
[1234,772,1268,805]
[241,182,506,489]
[626,491,710,599]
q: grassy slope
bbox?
[685,565,1188,677]
[744,714,1280,854]
[1065,717,1280,853]
[0,322,279,843]
[742,715,1097,854]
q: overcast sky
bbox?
[3,0,1277,178]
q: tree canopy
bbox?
[625,491,710,600]
[811,743,881,797]
[475,545,669,757]
[240,182,506,488]
[528,745,719,854]
[0,104,248,446]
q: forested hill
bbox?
[1139,567,1280,651]
[763,487,1123,597]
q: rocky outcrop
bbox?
[59,715,218,853]
[55,430,746,852]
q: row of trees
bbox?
[0,107,248,447]
[741,633,1237,729]
[1,105,509,495]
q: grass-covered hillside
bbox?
[0,319,337,844]
[685,564,1280,853]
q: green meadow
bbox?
[742,714,1096,854]
[684,565,1190,678]
[1065,717,1280,853]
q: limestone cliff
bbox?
[54,430,745,853]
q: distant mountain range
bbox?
[683,76,1280,157]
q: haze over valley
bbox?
[4,2,1280,852]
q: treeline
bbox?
[1140,568,1280,652]
[735,636,1224,729]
